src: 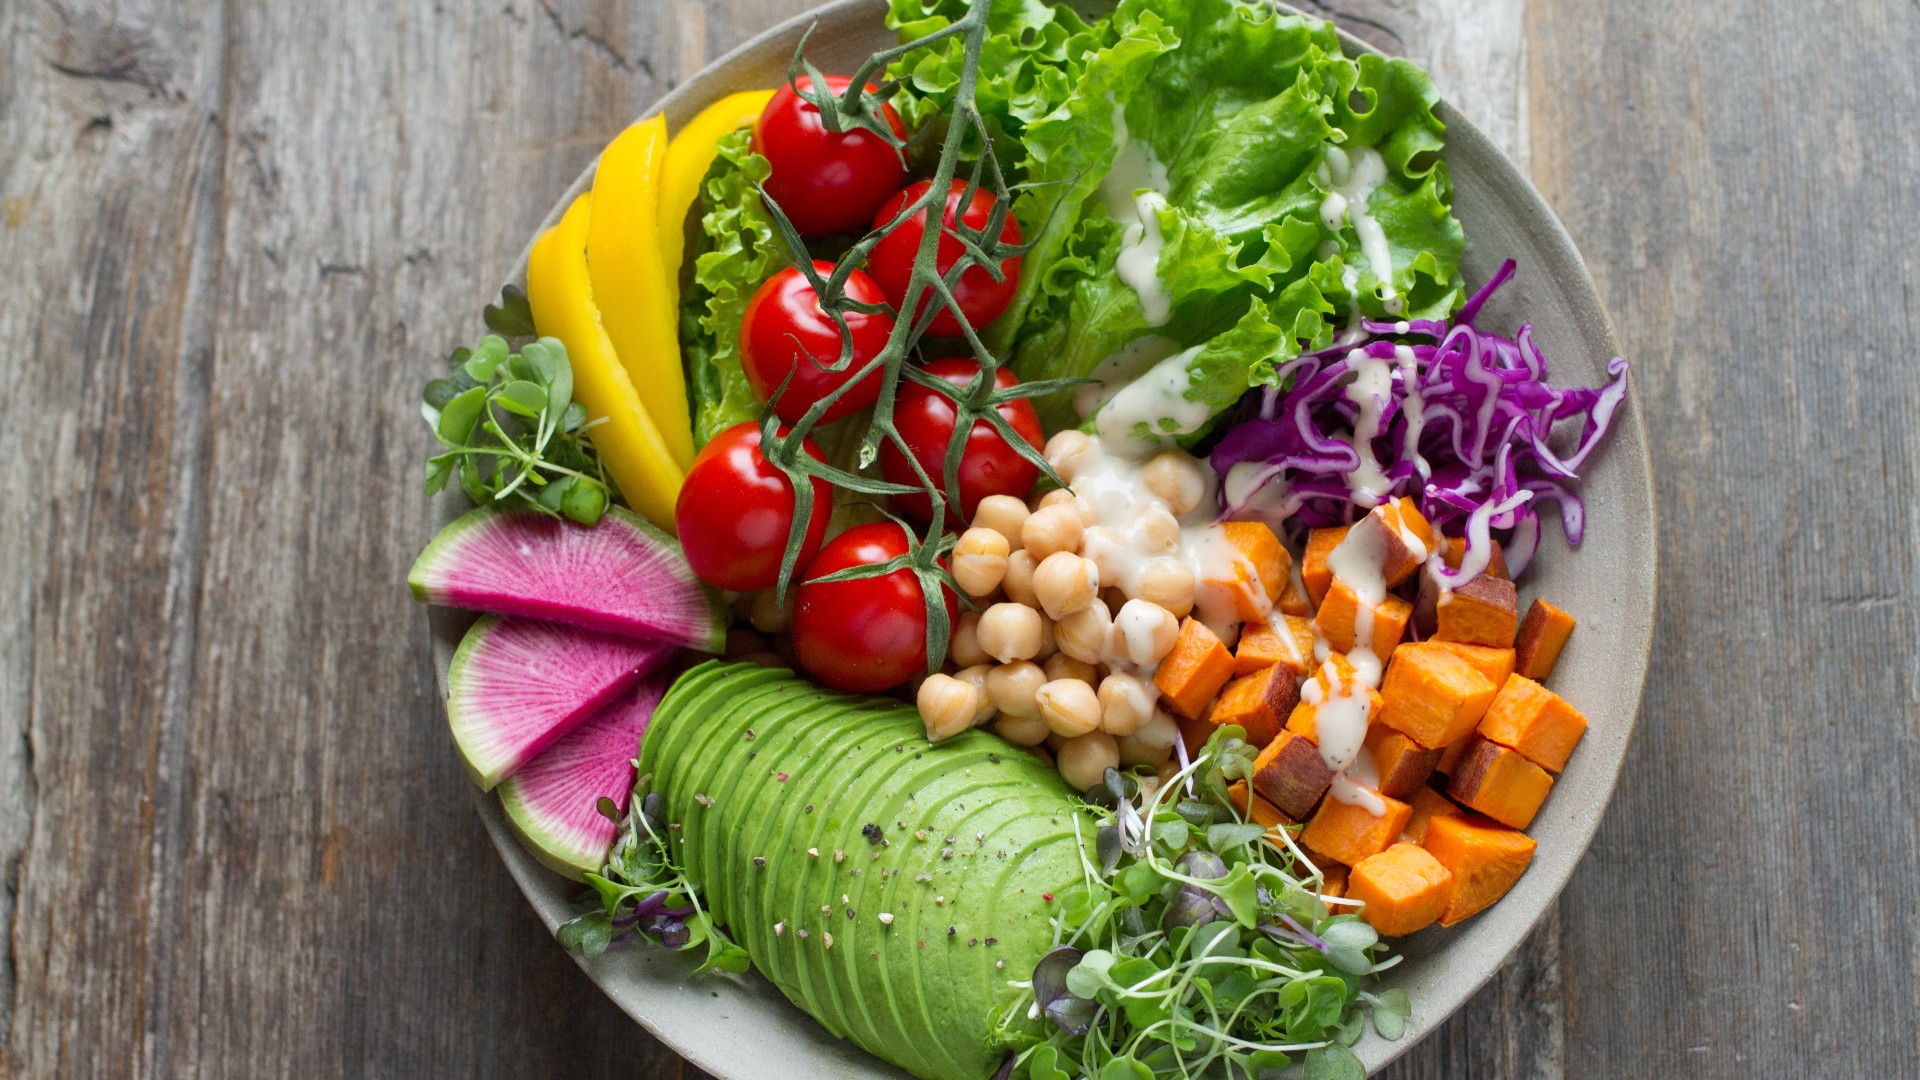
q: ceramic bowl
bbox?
[427,2,1657,1073]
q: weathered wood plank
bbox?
[1527,0,1920,1075]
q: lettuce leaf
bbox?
[680,128,783,447]
[884,0,1466,443]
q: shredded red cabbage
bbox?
[1210,261,1629,582]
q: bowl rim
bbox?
[429,1,1659,1074]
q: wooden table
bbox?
[4,0,1916,1075]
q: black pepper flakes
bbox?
[753,856,766,868]
[745,729,756,740]
[862,823,884,845]
[947,926,956,937]
[988,753,1001,764]
[985,937,998,946]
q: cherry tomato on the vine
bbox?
[741,261,895,423]
[674,421,832,592]
[880,357,1044,524]
[867,180,1024,338]
[754,76,908,238]
[791,522,955,693]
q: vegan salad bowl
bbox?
[411,0,1656,1076]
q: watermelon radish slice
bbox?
[448,615,671,789]
[499,673,666,879]
[410,505,724,652]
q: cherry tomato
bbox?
[754,76,908,237]
[675,422,832,592]
[880,358,1044,523]
[741,261,895,423]
[867,180,1024,338]
[792,522,955,693]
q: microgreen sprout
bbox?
[420,286,614,525]
[1009,727,1410,1079]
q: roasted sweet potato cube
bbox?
[1319,862,1350,902]
[1227,781,1298,846]
[1176,711,1215,757]
[1477,674,1588,771]
[1314,579,1414,656]
[1403,784,1464,844]
[1252,729,1338,820]
[1287,656,1384,741]
[1379,642,1499,748]
[1278,570,1314,617]
[1435,574,1519,648]
[1515,599,1576,681]
[1155,618,1236,720]
[1427,641,1516,688]
[1204,665,1299,745]
[1301,792,1413,866]
[1343,503,1427,589]
[1224,522,1290,604]
[1199,522,1287,621]
[1234,615,1315,677]
[1434,737,1472,776]
[1302,526,1350,608]
[1421,813,1536,926]
[1364,723,1442,798]
[1389,496,1436,551]
[1446,738,1553,829]
[1440,535,1509,580]
[1349,842,1453,935]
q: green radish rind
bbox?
[409,504,726,653]
[638,662,1089,1080]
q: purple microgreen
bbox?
[1031,946,1095,1035]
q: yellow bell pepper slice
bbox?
[657,89,776,308]
[527,194,684,529]
[587,116,697,471]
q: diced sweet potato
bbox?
[1234,615,1315,677]
[1389,496,1436,552]
[1515,599,1576,681]
[1420,813,1536,926]
[1302,526,1349,608]
[1252,729,1337,820]
[1427,641,1516,688]
[1155,618,1236,720]
[1435,574,1519,648]
[1434,737,1472,776]
[1204,665,1299,745]
[1403,784,1464,844]
[1446,737,1553,829]
[1176,711,1214,757]
[1343,503,1428,589]
[1278,569,1314,618]
[1314,579,1414,656]
[1440,535,1509,580]
[1300,792,1413,866]
[1477,674,1588,772]
[1363,723,1442,798]
[1224,522,1290,604]
[1201,522,1287,621]
[1349,842,1453,935]
[1227,781,1299,846]
[1319,862,1350,901]
[1378,642,1499,749]
[1286,656,1383,741]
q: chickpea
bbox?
[1032,551,1099,620]
[917,674,980,743]
[1035,487,1075,512]
[994,713,1051,747]
[1079,525,1127,586]
[1057,732,1121,792]
[1142,450,1207,515]
[972,494,1030,550]
[976,603,1043,663]
[749,588,793,633]
[1045,730,1068,752]
[1002,549,1040,607]
[1118,709,1180,766]
[1097,672,1156,736]
[951,527,1011,597]
[1135,505,1181,554]
[1035,679,1102,737]
[1112,599,1180,667]
[1043,429,1099,484]
[1034,613,1058,662]
[950,610,989,667]
[1022,503,1085,560]
[1053,598,1114,665]
[1136,557,1196,617]
[954,664,999,724]
[986,661,1047,718]
[1044,654,1099,685]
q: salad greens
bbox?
[679,128,787,446]
[1008,727,1410,1080]
[886,0,1464,433]
[420,288,614,526]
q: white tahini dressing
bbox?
[1093,346,1212,455]
[1318,145,1401,315]
[1339,349,1394,507]
[1304,519,1398,816]
[1101,97,1174,326]
[1075,335,1185,419]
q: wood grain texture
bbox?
[2,0,1914,1078]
